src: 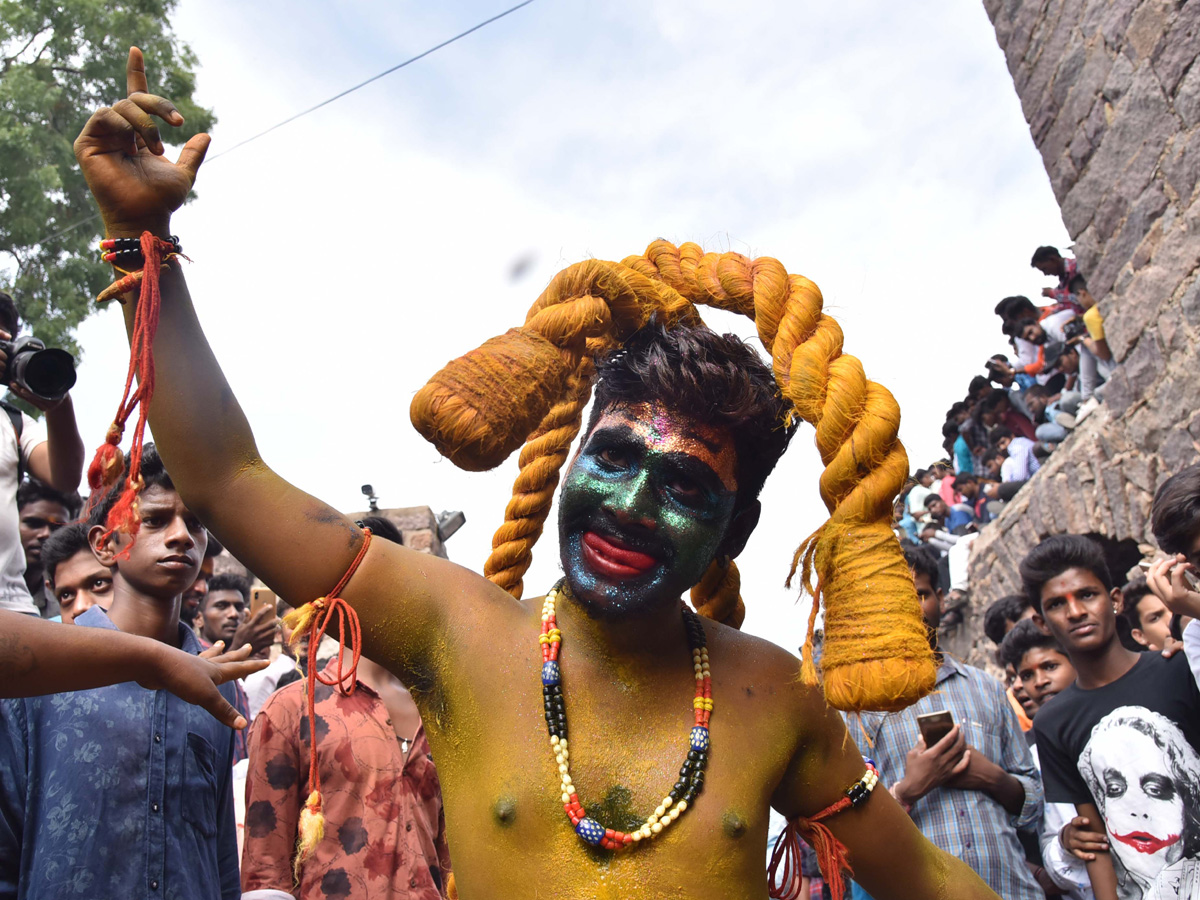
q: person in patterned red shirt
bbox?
[241,654,450,900]
[241,517,450,900]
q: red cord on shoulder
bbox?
[300,531,373,798]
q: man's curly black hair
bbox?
[585,320,796,512]
[17,478,81,518]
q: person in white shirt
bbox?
[907,468,936,518]
[242,597,303,721]
[994,428,1041,483]
[0,293,85,615]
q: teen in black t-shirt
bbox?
[1022,536,1200,900]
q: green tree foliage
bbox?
[0,0,214,356]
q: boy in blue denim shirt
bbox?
[0,445,240,900]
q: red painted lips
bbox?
[581,531,657,578]
[1111,830,1180,855]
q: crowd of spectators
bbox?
[2,230,1200,900]
[0,285,453,900]
[840,464,1200,900]
[892,246,1115,627]
[846,245,1200,900]
[0,444,453,899]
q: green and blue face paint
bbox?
[557,402,738,617]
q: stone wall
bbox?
[950,0,1200,665]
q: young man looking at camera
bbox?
[1023,535,1200,900]
[38,521,113,623]
[1000,619,1095,900]
[0,446,242,900]
[197,573,248,649]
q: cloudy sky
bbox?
[67,0,1070,653]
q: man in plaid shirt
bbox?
[847,546,1044,900]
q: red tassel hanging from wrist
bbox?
[87,231,179,547]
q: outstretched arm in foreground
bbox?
[774,691,1002,900]
[0,611,265,728]
[73,48,494,681]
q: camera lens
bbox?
[18,349,76,401]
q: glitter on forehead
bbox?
[597,402,738,491]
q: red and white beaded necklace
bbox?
[539,581,713,851]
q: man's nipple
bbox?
[722,810,748,839]
[493,796,518,827]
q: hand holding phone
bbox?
[250,586,276,619]
[1143,555,1200,622]
[916,710,954,747]
[894,714,969,808]
[229,588,279,657]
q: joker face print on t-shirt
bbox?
[1079,706,1200,898]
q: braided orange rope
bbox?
[484,359,594,597]
[411,241,935,712]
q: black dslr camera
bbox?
[0,336,77,403]
[1062,316,1089,341]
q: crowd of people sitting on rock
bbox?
[892,246,1116,608]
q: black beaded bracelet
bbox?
[99,235,182,265]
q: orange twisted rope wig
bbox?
[410,240,935,713]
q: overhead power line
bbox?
[207,0,536,161]
[22,0,537,250]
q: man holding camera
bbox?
[0,293,85,616]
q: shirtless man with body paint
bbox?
[68,48,1002,900]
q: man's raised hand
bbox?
[73,47,210,238]
[1146,555,1200,622]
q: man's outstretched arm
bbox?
[0,611,264,728]
[72,48,496,678]
[775,692,1002,900]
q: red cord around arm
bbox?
[769,760,879,900]
[283,529,373,878]
[769,804,855,900]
